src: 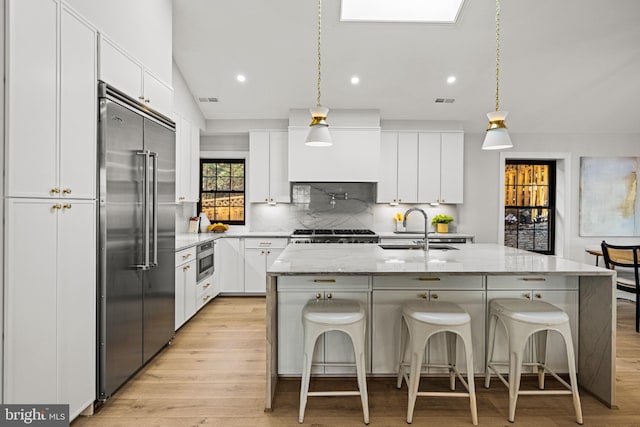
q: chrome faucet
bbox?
[402,207,429,251]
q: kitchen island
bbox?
[265,243,616,411]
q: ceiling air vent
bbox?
[198,97,219,103]
[434,98,455,103]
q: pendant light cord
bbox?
[495,0,501,112]
[316,0,322,107]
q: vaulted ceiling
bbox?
[173,0,640,134]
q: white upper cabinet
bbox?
[418,132,464,204]
[249,130,290,203]
[6,0,97,199]
[99,35,173,118]
[377,131,464,204]
[175,113,200,203]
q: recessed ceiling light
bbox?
[350,76,360,85]
[236,74,246,83]
[447,76,457,84]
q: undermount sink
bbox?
[378,244,459,251]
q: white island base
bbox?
[264,244,616,411]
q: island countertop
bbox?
[268,243,610,276]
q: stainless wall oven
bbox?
[197,241,215,281]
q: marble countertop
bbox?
[267,243,613,276]
[175,231,291,251]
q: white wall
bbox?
[65,0,172,83]
[459,132,640,261]
[172,61,205,129]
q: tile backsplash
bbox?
[250,182,458,233]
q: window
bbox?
[504,160,556,254]
[198,159,245,225]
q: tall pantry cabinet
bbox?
[3,0,97,418]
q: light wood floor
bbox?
[73,297,640,427]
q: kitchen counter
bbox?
[175,231,291,251]
[377,231,475,242]
[265,243,616,411]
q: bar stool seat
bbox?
[397,300,478,425]
[299,298,369,424]
[485,298,583,425]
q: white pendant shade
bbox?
[305,106,332,146]
[305,124,332,147]
[482,110,513,150]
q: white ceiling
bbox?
[173,0,640,134]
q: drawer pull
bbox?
[203,283,211,289]
[417,277,441,281]
[259,242,272,247]
[520,277,546,282]
[431,293,439,300]
[313,279,336,283]
[202,295,211,302]
[183,265,190,271]
[182,253,192,259]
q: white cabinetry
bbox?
[175,247,197,330]
[244,238,288,293]
[5,198,95,418]
[249,131,290,203]
[288,128,381,182]
[99,35,173,118]
[377,131,464,204]
[486,276,579,373]
[4,1,96,419]
[6,0,97,199]
[175,113,200,203]
[217,238,245,294]
[371,276,485,374]
[277,276,371,375]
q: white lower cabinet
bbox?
[175,247,197,330]
[486,276,579,374]
[217,237,245,293]
[196,274,218,310]
[5,198,95,418]
[372,276,485,375]
[277,276,371,376]
[244,238,287,293]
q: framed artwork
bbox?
[579,157,639,236]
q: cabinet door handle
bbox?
[260,250,265,254]
[50,188,60,194]
[431,293,439,300]
[521,277,546,282]
[138,96,145,101]
[202,295,211,302]
[62,188,72,194]
[62,204,72,209]
[183,265,190,271]
[267,250,271,254]
[313,279,336,283]
[145,99,151,103]
[326,293,332,299]
[52,204,62,210]
[179,196,185,201]
[524,293,531,299]
[417,277,440,281]
[535,293,542,299]
[315,293,322,300]
[420,293,428,299]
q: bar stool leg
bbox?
[446,331,457,391]
[406,327,427,424]
[534,330,548,390]
[397,317,408,389]
[507,330,528,423]
[484,312,498,389]
[460,326,478,426]
[350,325,370,425]
[558,323,583,425]
[299,328,321,424]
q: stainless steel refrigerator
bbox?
[97,82,176,400]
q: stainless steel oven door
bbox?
[196,241,214,281]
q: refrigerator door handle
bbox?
[136,150,151,270]
[150,151,159,267]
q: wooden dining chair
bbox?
[601,241,640,332]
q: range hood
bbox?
[288,109,381,182]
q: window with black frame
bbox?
[198,159,245,225]
[504,160,556,254]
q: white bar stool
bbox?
[396,300,478,425]
[484,298,583,424]
[299,297,369,424]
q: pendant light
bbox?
[482,0,513,150]
[305,0,332,147]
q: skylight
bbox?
[341,0,465,24]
